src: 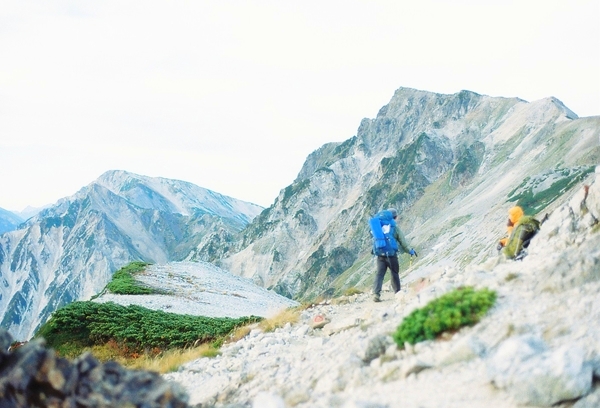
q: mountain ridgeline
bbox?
[195,88,599,300]
[1,87,598,341]
[0,208,24,235]
[0,171,263,340]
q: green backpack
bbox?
[502,216,541,259]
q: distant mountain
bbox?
[13,205,51,221]
[200,88,599,300]
[0,170,263,340]
[0,208,24,234]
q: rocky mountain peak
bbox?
[214,87,599,302]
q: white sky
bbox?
[1,1,599,212]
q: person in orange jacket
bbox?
[497,206,524,250]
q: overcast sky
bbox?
[1,1,599,212]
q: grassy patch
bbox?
[328,254,373,294]
[506,166,594,214]
[35,301,262,357]
[103,261,156,295]
[392,286,496,346]
[342,287,363,297]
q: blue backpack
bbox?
[369,210,399,256]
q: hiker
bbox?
[497,206,524,250]
[497,206,541,260]
[369,208,417,302]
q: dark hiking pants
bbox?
[373,255,400,296]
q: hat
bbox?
[387,208,398,218]
[508,206,523,224]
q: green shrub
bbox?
[35,301,262,356]
[392,286,496,347]
[105,261,155,295]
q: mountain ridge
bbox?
[0,208,23,234]
[0,170,263,340]
[209,87,598,301]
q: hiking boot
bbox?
[373,294,381,302]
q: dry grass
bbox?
[342,287,363,297]
[125,345,220,373]
[227,325,254,343]
[88,341,220,374]
[81,308,302,373]
[258,307,300,332]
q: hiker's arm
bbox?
[395,228,411,254]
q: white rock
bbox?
[487,336,593,406]
[573,387,600,408]
[437,334,485,366]
[322,316,360,336]
[294,324,310,337]
[252,392,286,408]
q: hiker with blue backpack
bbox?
[369,208,417,302]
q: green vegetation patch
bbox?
[450,141,485,187]
[446,214,472,230]
[105,261,155,295]
[506,166,594,214]
[392,286,496,346]
[36,301,262,356]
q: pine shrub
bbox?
[105,261,155,295]
[36,301,261,356]
[392,286,496,347]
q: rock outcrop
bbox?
[0,329,189,408]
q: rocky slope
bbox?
[0,170,263,340]
[164,170,600,407]
[93,261,298,319]
[206,88,599,302]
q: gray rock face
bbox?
[0,329,189,408]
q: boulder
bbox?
[0,329,189,408]
[487,335,593,406]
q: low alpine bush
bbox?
[392,286,496,347]
[36,301,262,357]
[105,261,155,295]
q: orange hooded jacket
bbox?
[498,206,524,247]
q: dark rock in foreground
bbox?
[0,329,190,408]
